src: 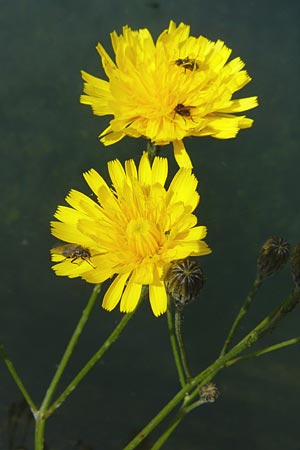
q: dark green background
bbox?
[1,0,300,449]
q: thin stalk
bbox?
[35,283,101,450]
[146,141,159,164]
[151,394,212,450]
[220,277,262,357]
[253,287,300,339]
[225,337,300,367]
[34,413,46,450]
[47,287,147,418]
[167,299,185,388]
[123,369,217,450]
[47,308,136,417]
[0,341,37,414]
[175,307,192,383]
[184,399,207,414]
[124,287,300,449]
[150,412,184,450]
[188,287,300,404]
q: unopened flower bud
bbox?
[257,237,290,281]
[199,382,219,403]
[290,244,300,288]
[164,258,205,308]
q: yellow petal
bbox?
[151,156,168,186]
[124,158,138,180]
[138,152,152,185]
[102,273,129,311]
[149,284,167,316]
[83,169,110,199]
[50,221,86,244]
[120,280,142,313]
[96,42,116,78]
[173,140,193,168]
[108,159,126,191]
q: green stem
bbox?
[0,341,37,414]
[175,307,192,384]
[151,412,184,450]
[151,394,211,450]
[123,382,193,450]
[253,287,300,338]
[167,299,186,388]
[124,369,216,450]
[225,337,300,367]
[220,277,262,357]
[35,283,101,450]
[188,287,300,404]
[146,141,159,164]
[184,398,206,413]
[124,288,300,449]
[34,413,46,450]
[46,308,136,417]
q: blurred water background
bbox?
[1,0,300,449]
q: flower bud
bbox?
[257,237,290,281]
[290,244,300,288]
[164,258,205,308]
[199,382,219,403]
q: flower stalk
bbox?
[220,236,290,358]
[219,276,262,357]
[166,299,186,388]
[174,307,192,384]
[150,411,185,450]
[224,336,300,367]
[34,284,102,449]
[124,286,300,449]
[0,341,37,414]
[146,140,159,164]
[46,306,137,418]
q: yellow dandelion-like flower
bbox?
[50,152,211,316]
[80,20,258,168]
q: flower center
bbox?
[126,218,160,258]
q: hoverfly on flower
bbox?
[174,104,196,123]
[174,56,199,72]
[51,244,95,268]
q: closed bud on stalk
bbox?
[290,243,300,288]
[164,258,205,309]
[257,237,290,281]
[199,382,219,403]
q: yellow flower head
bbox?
[50,153,211,316]
[80,20,258,168]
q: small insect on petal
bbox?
[174,56,199,72]
[51,244,95,268]
[174,104,197,123]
